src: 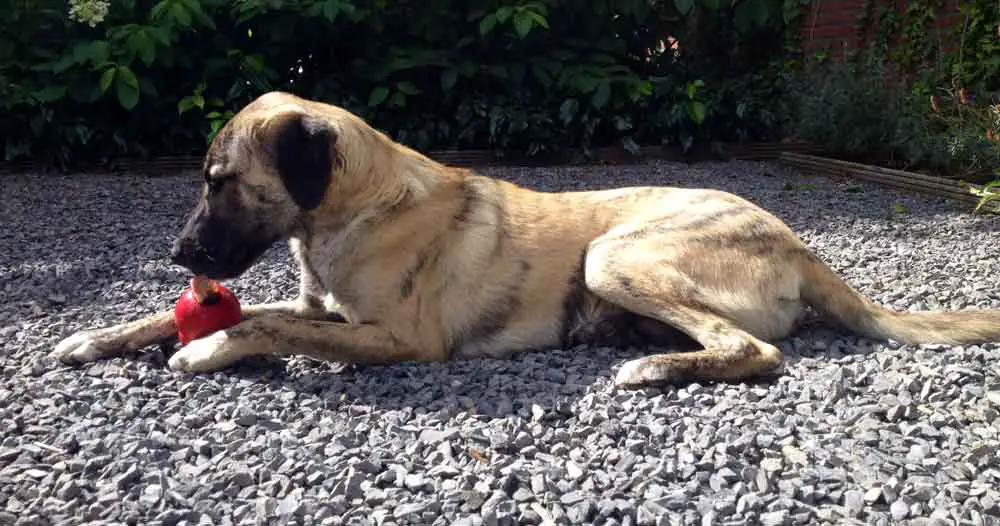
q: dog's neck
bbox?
[296,129,466,245]
[287,133,471,305]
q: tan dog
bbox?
[52,91,1000,388]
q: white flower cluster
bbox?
[68,0,110,27]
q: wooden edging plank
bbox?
[777,152,996,208]
[784,160,979,204]
[781,151,966,187]
[790,164,978,202]
[780,155,976,201]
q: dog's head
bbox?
[169,92,341,279]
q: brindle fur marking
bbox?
[53,91,1000,388]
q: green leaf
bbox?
[151,0,169,21]
[50,55,76,74]
[192,93,205,109]
[323,0,340,21]
[441,69,458,90]
[528,11,549,28]
[479,13,497,35]
[178,96,195,114]
[148,27,172,46]
[569,74,600,93]
[32,86,67,103]
[531,65,552,88]
[132,32,156,66]
[674,0,695,15]
[686,101,706,124]
[735,0,769,30]
[139,77,159,97]
[559,98,579,123]
[206,111,222,118]
[734,2,753,32]
[681,134,694,152]
[171,3,192,27]
[73,43,92,64]
[613,115,632,131]
[244,55,266,73]
[389,92,406,108]
[396,81,420,95]
[700,0,721,10]
[513,12,533,38]
[622,136,640,155]
[115,66,140,110]
[751,0,770,25]
[99,68,116,93]
[495,6,513,23]
[591,81,611,109]
[91,41,110,65]
[368,86,389,106]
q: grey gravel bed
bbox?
[2,159,1000,526]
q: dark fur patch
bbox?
[684,219,787,258]
[245,183,284,206]
[399,252,428,301]
[617,275,635,295]
[452,179,479,227]
[268,113,335,210]
[491,197,509,257]
[456,260,532,349]
[452,177,506,231]
[559,249,590,347]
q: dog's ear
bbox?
[256,110,336,210]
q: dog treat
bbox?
[174,276,242,345]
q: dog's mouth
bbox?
[170,240,270,281]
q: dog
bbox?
[52,91,1000,388]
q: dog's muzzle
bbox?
[170,237,216,275]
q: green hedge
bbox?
[1,0,804,169]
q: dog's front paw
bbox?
[52,329,116,365]
[168,331,240,373]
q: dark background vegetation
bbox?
[1,0,998,185]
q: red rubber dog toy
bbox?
[174,276,242,345]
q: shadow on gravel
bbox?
[104,318,867,419]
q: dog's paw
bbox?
[613,357,678,389]
[168,331,238,373]
[52,329,116,365]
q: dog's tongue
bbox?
[191,275,220,304]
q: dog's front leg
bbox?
[167,313,432,374]
[52,298,339,365]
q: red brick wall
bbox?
[799,0,965,60]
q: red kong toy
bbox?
[174,276,242,345]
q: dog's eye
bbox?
[206,175,234,194]
[207,179,224,194]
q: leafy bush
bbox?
[0,0,803,170]
[782,54,905,160]
[783,51,1000,184]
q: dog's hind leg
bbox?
[583,222,806,388]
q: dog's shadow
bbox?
[134,318,876,422]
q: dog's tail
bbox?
[799,251,1000,345]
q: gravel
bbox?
[3,159,1000,526]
